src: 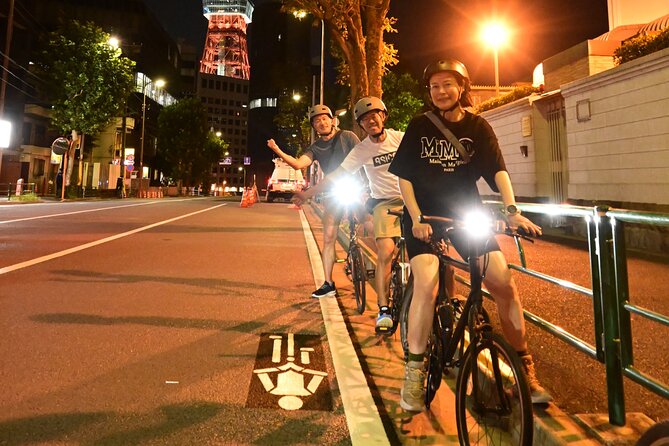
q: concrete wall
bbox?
[561,46,669,205]
[479,47,669,208]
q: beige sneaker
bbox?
[400,360,426,412]
[520,354,552,404]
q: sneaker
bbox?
[375,306,393,332]
[400,360,426,412]
[520,354,552,404]
[311,281,337,298]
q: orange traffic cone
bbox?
[248,186,257,205]
[251,185,259,204]
[240,187,249,208]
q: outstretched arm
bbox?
[267,139,313,170]
[292,166,346,206]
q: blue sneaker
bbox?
[375,306,393,332]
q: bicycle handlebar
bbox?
[419,214,535,243]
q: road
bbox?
[0,197,667,445]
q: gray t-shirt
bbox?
[304,130,360,174]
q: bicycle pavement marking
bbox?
[298,208,390,446]
[0,203,227,276]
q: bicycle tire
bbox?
[384,261,404,336]
[399,274,414,361]
[350,246,366,314]
[455,332,533,446]
[425,302,453,408]
[637,420,669,446]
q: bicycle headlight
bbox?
[462,210,493,239]
[332,176,363,206]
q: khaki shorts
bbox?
[372,197,403,239]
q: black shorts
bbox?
[402,210,500,261]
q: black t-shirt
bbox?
[388,111,505,219]
[304,130,360,174]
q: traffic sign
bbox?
[243,156,251,166]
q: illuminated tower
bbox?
[201,0,254,79]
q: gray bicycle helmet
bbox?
[423,58,473,108]
[353,96,388,123]
[308,104,333,122]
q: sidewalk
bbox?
[302,200,650,445]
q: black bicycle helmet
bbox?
[423,58,473,108]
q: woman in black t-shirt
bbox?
[388,58,551,411]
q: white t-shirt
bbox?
[340,128,404,199]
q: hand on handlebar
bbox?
[412,221,433,242]
[507,213,542,237]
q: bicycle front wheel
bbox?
[349,246,366,314]
[455,332,533,446]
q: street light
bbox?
[481,21,509,96]
[139,77,165,197]
[238,165,246,190]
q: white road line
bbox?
[0,203,227,276]
[0,199,198,225]
[298,209,389,446]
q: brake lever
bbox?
[505,227,535,243]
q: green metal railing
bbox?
[494,201,669,426]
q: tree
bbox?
[381,71,425,131]
[156,97,226,188]
[273,88,312,157]
[33,21,135,186]
[283,0,398,105]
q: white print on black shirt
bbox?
[420,136,474,171]
[372,152,396,167]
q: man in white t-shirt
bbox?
[293,97,404,332]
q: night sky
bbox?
[144,0,610,86]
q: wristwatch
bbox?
[505,204,520,216]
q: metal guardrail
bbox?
[490,201,669,427]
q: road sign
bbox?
[244,156,251,166]
[221,157,232,165]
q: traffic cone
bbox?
[249,186,257,205]
[240,187,249,208]
[251,184,260,204]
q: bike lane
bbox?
[299,202,609,445]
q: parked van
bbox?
[266,159,306,202]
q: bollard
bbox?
[15,178,23,196]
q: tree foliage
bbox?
[156,97,227,187]
[283,0,398,105]
[381,71,425,131]
[33,20,135,136]
[273,88,312,157]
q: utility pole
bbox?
[0,0,15,180]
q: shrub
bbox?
[475,86,543,113]
[614,27,669,65]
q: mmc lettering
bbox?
[420,137,460,161]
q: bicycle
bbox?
[403,210,534,445]
[377,208,410,336]
[342,199,367,314]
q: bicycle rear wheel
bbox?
[383,261,404,335]
[398,274,413,361]
[455,332,533,446]
[349,246,366,314]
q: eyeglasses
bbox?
[360,111,381,124]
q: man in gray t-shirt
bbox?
[267,104,360,298]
